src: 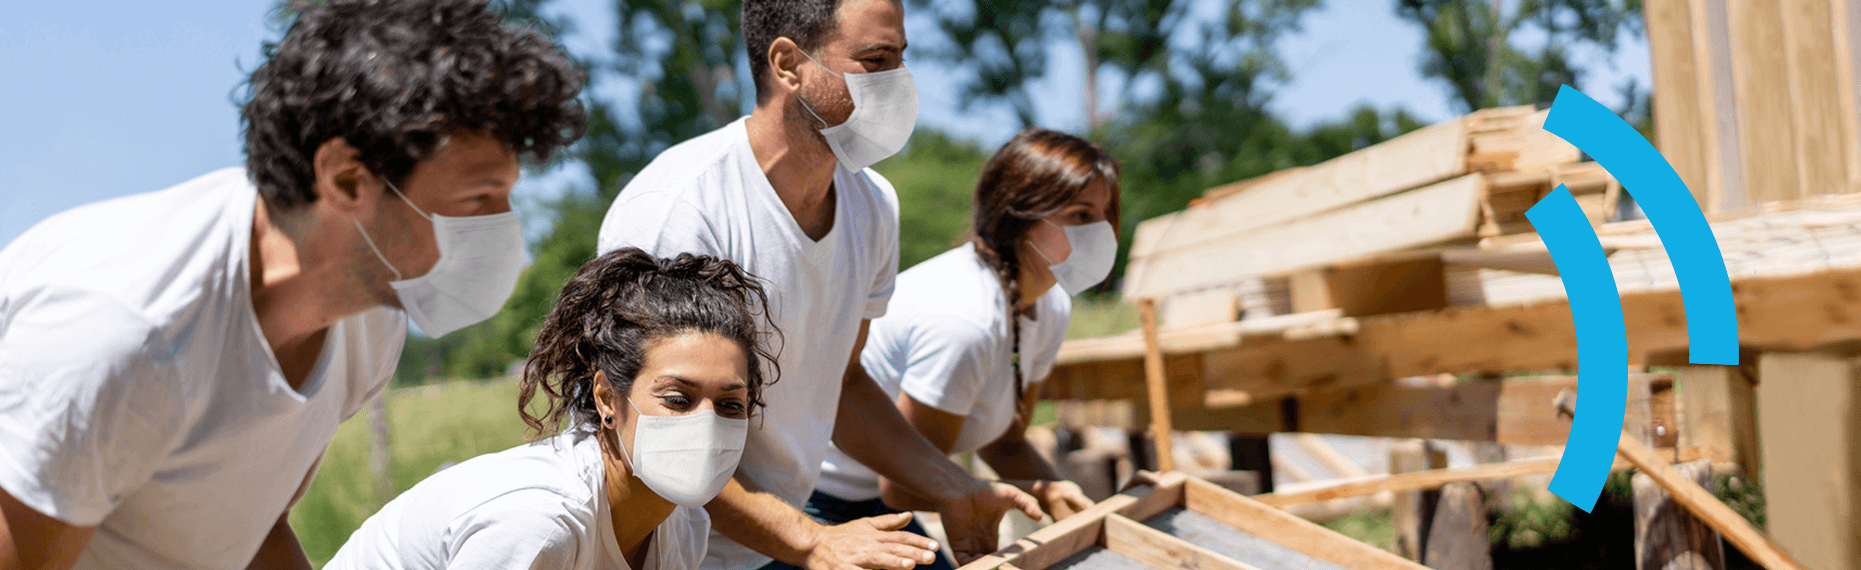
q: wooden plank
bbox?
[1633,459,1727,570]
[1285,376,1584,446]
[1422,483,1492,570]
[1129,117,1470,261]
[1755,352,1861,570]
[1103,514,1264,570]
[1125,173,1486,300]
[1616,430,1810,570]
[1114,472,1189,522]
[1836,0,1861,196]
[1729,0,1803,203]
[1183,478,1429,570]
[1677,365,1760,474]
[1138,299,1177,474]
[1290,433,1369,479]
[1161,289,1239,327]
[1288,270,1335,314]
[1256,458,1561,508]
[1320,257,1450,317]
[1648,0,1718,211]
[1781,0,1854,198]
[1389,439,1446,560]
[1699,0,1748,211]
[973,474,1186,570]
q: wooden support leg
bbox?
[1137,298,1176,473]
[1677,364,1760,481]
[1756,352,1861,570]
[1391,439,1449,560]
[1633,459,1726,570]
[1423,482,1493,570]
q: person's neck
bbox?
[746,100,838,240]
[1013,257,1057,316]
[607,461,676,569]
[248,200,374,388]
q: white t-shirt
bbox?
[596,116,900,570]
[815,244,1070,501]
[0,168,406,570]
[326,428,710,570]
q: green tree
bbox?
[1395,0,1645,112]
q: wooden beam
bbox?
[1128,116,1471,262]
[1183,478,1429,570]
[1389,439,1447,561]
[1633,459,1727,570]
[1422,483,1493,570]
[1616,430,1810,570]
[1255,458,1559,508]
[1781,0,1855,197]
[1677,365,1760,475]
[1103,514,1264,570]
[1755,352,1861,570]
[1125,174,1486,300]
[1647,0,1719,210]
[1289,433,1369,479]
[1057,266,1861,406]
[1729,0,1802,203]
[970,474,1187,570]
[1138,299,1177,474]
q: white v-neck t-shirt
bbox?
[597,116,900,570]
[0,168,406,570]
[815,244,1070,501]
[326,428,710,570]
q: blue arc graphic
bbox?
[1534,86,1740,512]
[1529,186,1627,513]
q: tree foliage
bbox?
[1395,0,1645,112]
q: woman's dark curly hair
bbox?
[518,248,781,438]
[241,0,587,211]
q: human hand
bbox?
[936,480,1044,564]
[804,513,940,570]
[1031,480,1094,522]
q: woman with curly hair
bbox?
[806,128,1123,570]
[327,248,779,570]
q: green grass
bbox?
[290,379,532,567]
[1067,296,1141,340]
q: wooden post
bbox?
[367,395,395,503]
[1230,434,1275,493]
[1137,298,1175,473]
[1423,482,1492,570]
[1617,430,1809,570]
[1677,364,1760,480]
[1633,459,1726,570]
[1391,439,1449,560]
[1728,0,1803,204]
[1757,352,1861,570]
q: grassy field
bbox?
[291,379,533,567]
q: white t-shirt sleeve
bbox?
[861,172,901,320]
[0,288,183,526]
[598,190,724,259]
[444,490,586,570]
[896,316,995,416]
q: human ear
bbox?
[769,37,807,95]
[310,138,372,216]
[591,370,620,428]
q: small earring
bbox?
[602,415,613,426]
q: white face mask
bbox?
[1029,220,1118,296]
[795,49,919,172]
[617,399,749,508]
[353,180,530,337]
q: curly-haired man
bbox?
[0,1,586,568]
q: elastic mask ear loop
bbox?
[793,49,844,129]
[382,179,435,221]
[612,397,639,473]
[353,219,404,281]
[1027,219,1066,267]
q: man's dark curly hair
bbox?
[742,0,844,103]
[241,0,587,211]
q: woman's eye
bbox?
[721,401,749,416]
[660,395,691,408]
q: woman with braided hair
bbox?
[328,248,779,570]
[806,128,1122,570]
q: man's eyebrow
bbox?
[854,42,905,54]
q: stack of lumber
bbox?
[1123,105,1613,314]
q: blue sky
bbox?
[0,1,1649,247]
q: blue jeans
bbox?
[757,490,957,570]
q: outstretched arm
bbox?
[705,473,938,570]
[0,485,93,570]
[831,322,1042,563]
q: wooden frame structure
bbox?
[1027,2,1861,568]
[958,472,1425,570]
